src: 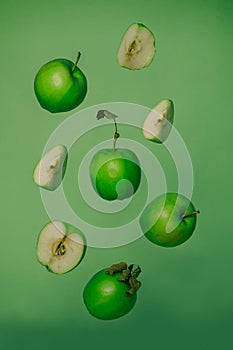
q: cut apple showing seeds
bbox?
[118,23,155,70]
[37,221,86,274]
[33,145,68,191]
[142,99,174,143]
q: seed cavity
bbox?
[128,39,141,55]
[55,241,66,256]
[50,160,58,169]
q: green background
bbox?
[1,0,232,349]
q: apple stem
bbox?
[182,210,200,219]
[72,51,81,72]
[113,119,120,151]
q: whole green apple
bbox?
[140,192,200,247]
[83,262,141,320]
[90,148,141,201]
[34,52,87,113]
[90,110,141,201]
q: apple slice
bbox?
[142,99,174,143]
[33,145,68,191]
[37,221,86,274]
[118,23,155,70]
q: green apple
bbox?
[33,145,68,191]
[142,99,174,143]
[37,221,86,274]
[83,262,141,320]
[118,23,155,70]
[90,148,141,201]
[34,52,87,113]
[140,193,200,247]
[90,110,141,200]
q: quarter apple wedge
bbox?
[33,145,68,191]
[37,221,86,274]
[118,23,155,70]
[142,99,174,143]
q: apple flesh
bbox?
[140,193,199,247]
[142,99,174,143]
[118,23,155,70]
[89,148,141,201]
[34,56,87,113]
[33,145,68,191]
[37,221,86,274]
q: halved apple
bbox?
[37,221,86,274]
[142,99,174,143]
[117,23,155,70]
[33,145,68,191]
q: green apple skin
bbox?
[89,148,141,201]
[34,59,87,113]
[83,270,137,320]
[140,193,198,247]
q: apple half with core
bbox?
[140,193,200,247]
[37,221,86,274]
[118,23,155,70]
[90,111,141,200]
[83,262,142,320]
[33,145,68,191]
[142,99,174,143]
[34,52,87,113]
